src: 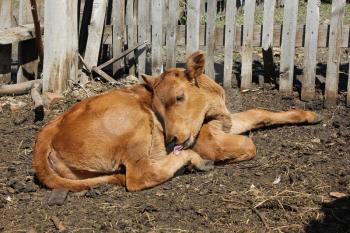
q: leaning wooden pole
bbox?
[29,0,44,63]
[43,0,78,93]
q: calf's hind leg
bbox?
[125,150,212,191]
[229,109,322,135]
[193,123,257,163]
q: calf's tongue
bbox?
[173,145,184,155]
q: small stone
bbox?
[24,183,37,193]
[48,189,69,206]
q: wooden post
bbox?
[279,0,299,97]
[79,0,94,55]
[301,0,320,101]
[138,0,150,74]
[151,0,163,75]
[186,0,200,56]
[166,0,178,69]
[205,0,216,79]
[261,0,276,84]
[0,0,12,84]
[43,0,78,93]
[126,0,136,75]
[112,0,125,75]
[17,0,39,83]
[324,0,346,107]
[223,0,236,88]
[240,0,256,90]
[84,0,107,68]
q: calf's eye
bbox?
[176,94,185,102]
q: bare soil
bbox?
[0,77,349,233]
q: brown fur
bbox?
[33,51,321,192]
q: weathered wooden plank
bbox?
[126,0,136,75]
[0,0,12,83]
[301,0,320,101]
[240,0,256,90]
[205,0,216,79]
[166,0,178,69]
[151,0,162,75]
[112,0,125,74]
[186,0,201,56]
[17,0,39,83]
[138,0,150,74]
[223,0,236,88]
[261,0,276,82]
[84,0,107,68]
[43,0,78,93]
[325,0,346,107]
[279,0,299,97]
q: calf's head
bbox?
[142,51,208,152]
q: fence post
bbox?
[151,0,162,75]
[0,0,12,84]
[166,0,178,69]
[138,0,150,74]
[301,0,320,101]
[240,0,256,90]
[43,0,78,93]
[261,0,276,83]
[17,0,40,83]
[223,0,237,88]
[324,0,346,107]
[205,0,216,79]
[112,0,125,75]
[279,0,299,97]
[126,0,136,76]
[186,0,200,56]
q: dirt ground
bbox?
[0,74,349,233]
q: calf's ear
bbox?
[186,50,205,83]
[141,74,156,89]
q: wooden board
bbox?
[166,0,178,69]
[279,0,299,97]
[0,0,12,83]
[240,0,256,90]
[112,0,125,74]
[205,0,216,79]
[223,0,237,88]
[186,0,200,56]
[43,0,78,92]
[325,0,346,107]
[137,0,150,74]
[126,0,136,75]
[151,0,162,75]
[301,0,320,101]
[17,0,39,83]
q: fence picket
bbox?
[43,0,78,92]
[205,0,216,79]
[126,0,136,75]
[166,0,178,69]
[324,0,346,107]
[261,0,276,82]
[112,0,125,75]
[186,0,200,56]
[137,0,150,75]
[241,0,256,90]
[223,0,236,88]
[151,0,162,75]
[0,0,12,84]
[302,0,320,101]
[279,0,299,97]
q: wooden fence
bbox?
[0,0,349,108]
